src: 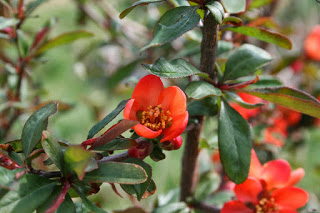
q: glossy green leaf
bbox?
[142,57,201,78]
[92,138,137,151]
[0,174,56,213]
[121,158,152,200]
[153,202,189,213]
[22,102,58,158]
[225,26,292,49]
[206,1,225,24]
[64,146,94,180]
[218,100,252,184]
[83,162,147,184]
[225,91,264,109]
[0,17,19,30]
[221,0,246,13]
[194,172,220,201]
[187,97,219,116]
[243,87,320,118]
[87,100,128,139]
[241,75,282,89]
[222,16,243,26]
[222,44,272,82]
[34,31,94,56]
[41,131,65,173]
[185,81,222,100]
[141,6,200,51]
[120,0,165,19]
[169,0,189,6]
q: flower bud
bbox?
[160,135,183,151]
[128,141,153,159]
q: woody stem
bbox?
[180,7,219,205]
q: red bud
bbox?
[128,141,153,159]
[160,135,183,151]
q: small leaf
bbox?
[91,120,139,149]
[240,75,282,89]
[224,26,292,49]
[121,158,152,200]
[243,87,320,118]
[222,44,272,82]
[22,102,58,158]
[141,6,200,51]
[185,81,222,100]
[64,146,94,180]
[83,162,147,184]
[221,0,246,14]
[0,17,19,30]
[92,138,137,151]
[87,100,128,139]
[120,0,165,19]
[0,174,56,213]
[225,91,264,109]
[187,97,219,116]
[218,100,252,184]
[34,31,94,56]
[142,57,201,78]
[206,1,225,24]
[194,172,220,201]
[41,131,65,174]
[153,202,189,213]
[222,16,243,26]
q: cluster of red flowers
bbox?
[222,149,308,213]
[304,25,320,62]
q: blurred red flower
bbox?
[230,93,263,120]
[124,75,188,142]
[221,150,308,213]
[304,25,320,61]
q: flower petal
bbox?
[261,159,291,190]
[234,177,262,203]
[285,168,305,187]
[158,86,187,118]
[160,111,188,142]
[134,124,162,139]
[123,99,140,120]
[221,201,253,213]
[132,75,163,110]
[273,187,309,210]
[249,149,262,179]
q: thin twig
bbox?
[97,151,129,163]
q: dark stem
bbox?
[33,170,62,178]
[192,202,221,213]
[180,10,219,202]
[97,152,129,163]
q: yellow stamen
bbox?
[255,197,278,213]
[138,105,172,131]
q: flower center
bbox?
[137,105,172,131]
[255,197,278,213]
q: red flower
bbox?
[230,93,263,120]
[222,150,308,213]
[304,25,320,61]
[123,75,188,142]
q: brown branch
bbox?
[97,152,129,163]
[180,9,219,202]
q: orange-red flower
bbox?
[304,25,320,61]
[123,75,188,142]
[221,150,308,213]
[230,93,263,120]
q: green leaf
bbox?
[222,44,272,82]
[72,185,106,213]
[64,146,94,180]
[26,0,48,16]
[22,102,58,158]
[120,0,165,19]
[185,81,222,100]
[221,0,246,14]
[121,158,152,200]
[142,57,201,78]
[225,91,264,109]
[224,26,292,49]
[141,6,200,52]
[41,131,65,174]
[222,16,243,26]
[0,174,56,213]
[83,162,147,184]
[218,100,252,184]
[248,0,273,9]
[0,17,19,30]
[34,31,94,56]
[194,172,220,201]
[206,1,225,24]
[87,100,128,139]
[187,97,219,116]
[153,202,189,213]
[0,167,24,198]
[241,75,282,89]
[92,138,137,151]
[243,87,320,118]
